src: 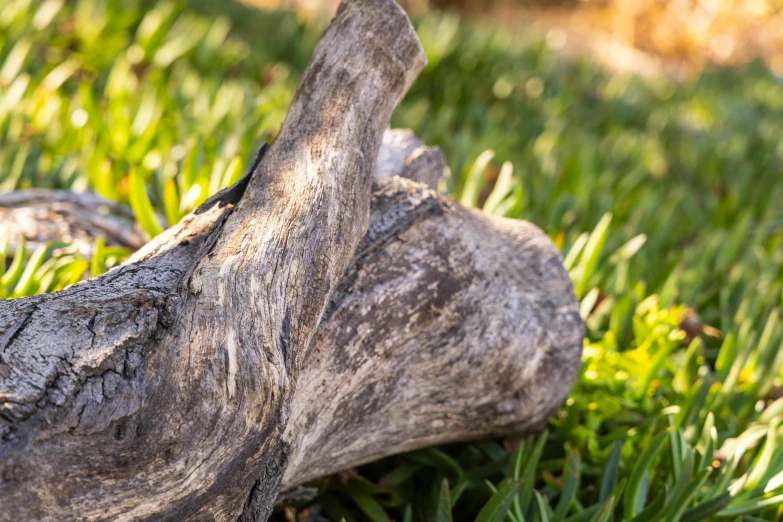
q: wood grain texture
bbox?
[0,1,582,520]
[283,177,583,488]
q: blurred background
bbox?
[247,0,783,78]
[1,0,783,520]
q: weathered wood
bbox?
[0,1,582,520]
[2,0,426,519]
[376,128,445,189]
[282,176,583,489]
[0,190,145,253]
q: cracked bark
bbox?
[0,1,582,520]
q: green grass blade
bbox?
[745,420,779,492]
[563,505,600,522]
[451,480,468,508]
[408,448,465,484]
[163,178,182,227]
[665,467,711,522]
[519,431,549,513]
[90,236,105,278]
[1,235,26,292]
[624,431,667,520]
[482,160,514,215]
[436,478,454,522]
[348,493,392,522]
[627,491,665,522]
[599,442,622,504]
[588,494,616,522]
[12,243,47,297]
[553,448,580,522]
[534,491,552,522]
[719,493,783,517]
[573,213,612,298]
[681,492,732,522]
[460,149,494,208]
[476,478,522,522]
[129,168,164,238]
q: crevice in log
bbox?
[195,144,269,216]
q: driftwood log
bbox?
[0,190,146,254]
[0,0,583,520]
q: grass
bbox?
[1,0,782,520]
